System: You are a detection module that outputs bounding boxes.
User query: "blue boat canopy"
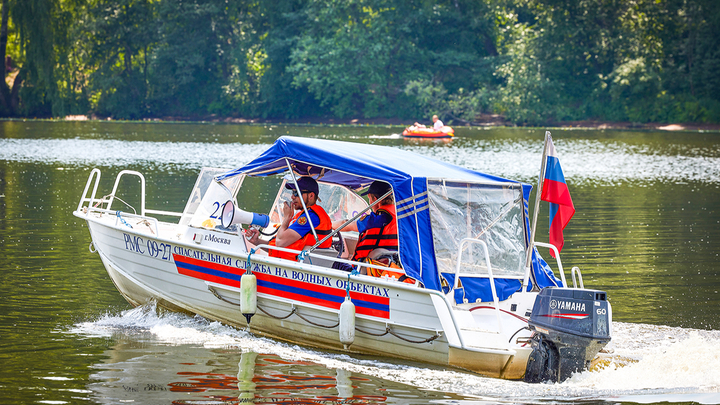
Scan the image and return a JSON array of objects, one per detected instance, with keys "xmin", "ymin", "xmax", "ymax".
[{"xmin": 218, "ymin": 136, "xmax": 560, "ymax": 295}]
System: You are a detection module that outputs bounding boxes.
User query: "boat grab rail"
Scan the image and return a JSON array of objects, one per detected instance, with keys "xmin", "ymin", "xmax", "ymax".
[
  {"xmin": 454, "ymin": 238, "xmax": 503, "ymax": 334},
  {"xmin": 77, "ymin": 169, "xmax": 184, "ymax": 219},
  {"xmin": 84, "ymin": 206, "xmax": 160, "ymax": 235},
  {"xmin": 533, "ymin": 241, "xmax": 573, "ymax": 288},
  {"xmin": 207, "ymin": 282, "xmax": 443, "ymax": 344},
  {"xmin": 145, "ymin": 209, "xmax": 183, "ymax": 217},
  {"xmin": 107, "ymin": 170, "xmax": 146, "ymax": 216},
  {"xmin": 77, "ymin": 168, "xmax": 102, "ymax": 213},
  {"xmin": 571, "ymin": 266, "xmax": 584, "ymax": 289},
  {"xmin": 238, "ymin": 244, "xmax": 473, "ymax": 352}
]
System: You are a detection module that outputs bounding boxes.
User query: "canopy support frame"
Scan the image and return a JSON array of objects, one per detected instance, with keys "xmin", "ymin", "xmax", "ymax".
[
  {"xmin": 307, "ymin": 189, "xmax": 393, "ymax": 253},
  {"xmin": 285, "ymin": 158, "xmax": 319, "ymax": 243}
]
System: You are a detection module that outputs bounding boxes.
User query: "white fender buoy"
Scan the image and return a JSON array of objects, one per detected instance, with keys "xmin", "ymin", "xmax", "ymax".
[
  {"xmin": 240, "ymin": 272, "xmax": 257, "ymax": 323},
  {"xmin": 339, "ymin": 296, "xmax": 355, "ymax": 348}
]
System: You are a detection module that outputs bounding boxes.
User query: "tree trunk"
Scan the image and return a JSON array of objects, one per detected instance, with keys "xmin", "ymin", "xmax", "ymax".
[
  {"xmin": 10, "ymin": 67, "xmax": 23, "ymax": 112},
  {"xmin": 0, "ymin": 0, "xmax": 12, "ymax": 113}
]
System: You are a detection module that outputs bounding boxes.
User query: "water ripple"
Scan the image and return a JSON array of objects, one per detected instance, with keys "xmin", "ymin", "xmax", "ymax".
[
  {"xmin": 0, "ymin": 138, "xmax": 269, "ymax": 171},
  {"xmin": 1, "ymin": 137, "xmax": 719, "ymax": 185},
  {"xmin": 403, "ymin": 138, "xmax": 720, "ymax": 185}
]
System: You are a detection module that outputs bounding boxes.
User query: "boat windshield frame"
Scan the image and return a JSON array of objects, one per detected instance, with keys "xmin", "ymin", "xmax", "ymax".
[{"xmin": 183, "ymin": 168, "xmax": 245, "ymax": 228}]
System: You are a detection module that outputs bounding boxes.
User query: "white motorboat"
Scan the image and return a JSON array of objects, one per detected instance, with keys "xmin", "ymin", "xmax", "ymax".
[{"xmin": 74, "ymin": 135, "xmax": 611, "ymax": 382}]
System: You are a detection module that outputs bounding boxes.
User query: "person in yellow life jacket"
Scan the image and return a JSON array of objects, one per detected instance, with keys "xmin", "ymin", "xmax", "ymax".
[
  {"xmin": 246, "ymin": 176, "xmax": 332, "ymax": 261},
  {"xmin": 332, "ymin": 181, "xmax": 414, "ymax": 283}
]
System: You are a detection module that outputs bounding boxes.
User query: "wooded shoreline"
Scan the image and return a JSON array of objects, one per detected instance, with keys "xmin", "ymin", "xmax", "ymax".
[
  {"xmin": 2, "ymin": 0, "xmax": 719, "ymax": 127},
  {"xmin": 18, "ymin": 115, "xmax": 720, "ymax": 133}
]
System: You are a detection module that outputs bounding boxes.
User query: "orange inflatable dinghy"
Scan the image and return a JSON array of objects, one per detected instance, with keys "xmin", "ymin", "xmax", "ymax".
[{"xmin": 402, "ymin": 125, "xmax": 454, "ymax": 138}]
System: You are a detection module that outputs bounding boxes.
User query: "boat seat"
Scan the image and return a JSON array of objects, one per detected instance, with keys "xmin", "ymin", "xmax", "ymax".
[
  {"xmin": 368, "ymin": 248, "xmax": 399, "ymax": 261},
  {"xmin": 358, "ymin": 248, "xmax": 410, "ymax": 281},
  {"xmin": 339, "ymin": 231, "xmax": 358, "ymax": 259}
]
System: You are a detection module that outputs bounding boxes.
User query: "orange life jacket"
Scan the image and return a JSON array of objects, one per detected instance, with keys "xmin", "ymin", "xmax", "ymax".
[
  {"xmin": 269, "ymin": 205, "xmax": 333, "ymax": 261},
  {"xmin": 352, "ymin": 203, "xmax": 399, "ymax": 261}
]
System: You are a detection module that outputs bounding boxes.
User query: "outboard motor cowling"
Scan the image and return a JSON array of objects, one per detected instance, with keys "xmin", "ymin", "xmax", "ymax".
[{"xmin": 525, "ymin": 287, "xmax": 611, "ymax": 383}]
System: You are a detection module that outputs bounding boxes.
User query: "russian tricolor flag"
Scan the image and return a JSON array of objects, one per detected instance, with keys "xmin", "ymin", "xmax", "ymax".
[{"xmin": 540, "ymin": 138, "xmax": 575, "ymax": 257}]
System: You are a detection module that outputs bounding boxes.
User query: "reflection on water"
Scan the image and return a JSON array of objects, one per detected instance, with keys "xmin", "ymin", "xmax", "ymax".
[
  {"xmin": 71, "ymin": 303, "xmax": 720, "ymax": 404},
  {"xmin": 1, "ymin": 120, "xmax": 720, "ymax": 404},
  {"xmin": 90, "ymin": 346, "xmax": 398, "ymax": 405},
  {"xmin": 74, "ymin": 305, "xmax": 472, "ymax": 405}
]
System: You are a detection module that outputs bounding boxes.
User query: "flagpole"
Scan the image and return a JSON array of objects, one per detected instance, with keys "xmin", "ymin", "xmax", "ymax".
[{"xmin": 524, "ymin": 131, "xmax": 551, "ymax": 283}]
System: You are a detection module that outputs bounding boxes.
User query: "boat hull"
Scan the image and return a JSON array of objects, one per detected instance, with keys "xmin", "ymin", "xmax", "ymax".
[
  {"xmin": 402, "ymin": 126, "xmax": 454, "ymax": 138},
  {"xmin": 449, "ymin": 346, "xmax": 527, "ymax": 379},
  {"xmin": 80, "ymin": 213, "xmax": 532, "ymax": 378}
]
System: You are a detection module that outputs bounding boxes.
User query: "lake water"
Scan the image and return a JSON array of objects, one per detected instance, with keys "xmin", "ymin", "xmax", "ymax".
[{"xmin": 1, "ymin": 120, "xmax": 719, "ymax": 404}]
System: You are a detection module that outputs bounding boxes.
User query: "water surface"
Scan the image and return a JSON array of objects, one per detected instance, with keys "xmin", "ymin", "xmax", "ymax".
[{"xmin": 1, "ymin": 120, "xmax": 719, "ymax": 404}]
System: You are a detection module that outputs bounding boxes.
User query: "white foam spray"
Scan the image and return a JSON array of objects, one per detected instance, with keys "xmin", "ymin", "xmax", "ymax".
[{"xmin": 70, "ymin": 304, "xmax": 720, "ymax": 403}]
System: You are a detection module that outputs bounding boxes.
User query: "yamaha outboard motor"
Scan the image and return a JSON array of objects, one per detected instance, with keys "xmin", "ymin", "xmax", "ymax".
[{"xmin": 524, "ymin": 287, "xmax": 611, "ymax": 383}]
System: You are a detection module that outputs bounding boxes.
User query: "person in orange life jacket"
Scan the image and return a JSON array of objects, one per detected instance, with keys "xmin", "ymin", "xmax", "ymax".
[
  {"xmin": 331, "ymin": 181, "xmax": 412, "ymax": 283},
  {"xmin": 246, "ymin": 176, "xmax": 332, "ymax": 261}
]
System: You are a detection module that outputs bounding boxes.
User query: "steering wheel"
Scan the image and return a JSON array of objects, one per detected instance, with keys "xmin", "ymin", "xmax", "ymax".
[{"xmin": 332, "ymin": 231, "xmax": 345, "ymax": 258}]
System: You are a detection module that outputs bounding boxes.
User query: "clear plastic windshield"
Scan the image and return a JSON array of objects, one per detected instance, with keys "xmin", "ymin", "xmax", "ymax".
[
  {"xmin": 188, "ymin": 169, "xmax": 245, "ymax": 229},
  {"xmin": 182, "ymin": 168, "xmax": 244, "ymax": 227},
  {"xmin": 428, "ymin": 180, "xmax": 527, "ymax": 278}
]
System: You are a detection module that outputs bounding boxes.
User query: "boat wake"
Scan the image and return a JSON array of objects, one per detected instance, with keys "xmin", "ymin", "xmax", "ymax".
[
  {"xmin": 70, "ymin": 303, "xmax": 720, "ymax": 404},
  {"xmin": 369, "ymin": 134, "xmax": 403, "ymax": 139}
]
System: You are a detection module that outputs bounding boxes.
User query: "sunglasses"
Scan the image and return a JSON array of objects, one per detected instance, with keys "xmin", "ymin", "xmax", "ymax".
[{"xmin": 291, "ymin": 190, "xmax": 308, "ymax": 197}]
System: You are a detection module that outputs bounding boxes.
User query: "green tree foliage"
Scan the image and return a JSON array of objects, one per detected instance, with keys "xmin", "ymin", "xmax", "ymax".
[
  {"xmin": 495, "ymin": 0, "xmax": 720, "ymax": 124},
  {"xmin": 0, "ymin": 0, "xmax": 20, "ymax": 115},
  {"xmin": 84, "ymin": 0, "xmax": 155, "ymax": 119},
  {"xmin": 249, "ymin": 0, "xmax": 321, "ymax": 119},
  {"xmin": 1, "ymin": 0, "xmax": 60, "ymax": 116},
  {"xmin": 287, "ymin": 0, "xmax": 409, "ymax": 118},
  {"xmin": 148, "ymin": 0, "xmax": 241, "ymax": 117},
  {"xmin": 286, "ymin": 0, "xmax": 499, "ymax": 119},
  {"xmin": 654, "ymin": 0, "xmax": 720, "ymax": 122},
  {"xmin": 1, "ymin": 0, "xmax": 719, "ymax": 124}
]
